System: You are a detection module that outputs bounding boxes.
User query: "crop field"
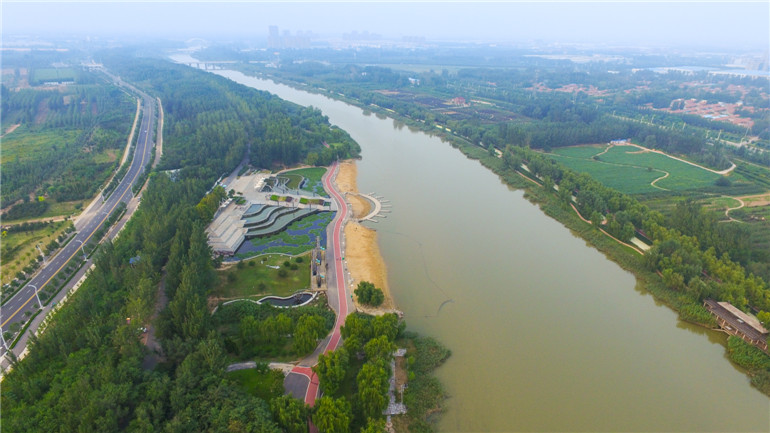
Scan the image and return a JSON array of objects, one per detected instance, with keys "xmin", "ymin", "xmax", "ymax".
[
  {"xmin": 548, "ymin": 152, "xmax": 662, "ymax": 195},
  {"xmin": 549, "ymin": 145, "xmax": 721, "ymax": 194}
]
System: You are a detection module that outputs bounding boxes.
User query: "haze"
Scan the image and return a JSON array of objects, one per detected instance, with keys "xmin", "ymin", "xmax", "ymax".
[{"xmin": 3, "ymin": 1, "xmax": 769, "ymax": 51}]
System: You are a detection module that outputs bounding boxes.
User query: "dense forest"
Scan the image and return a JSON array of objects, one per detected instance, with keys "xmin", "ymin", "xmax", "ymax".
[
  {"xmin": 102, "ymin": 55, "xmax": 360, "ymax": 179},
  {"xmin": 0, "ymin": 56, "xmax": 373, "ymax": 432},
  {"xmin": 1, "ymin": 81, "xmax": 136, "ymax": 212},
  {"xmin": 241, "ymin": 57, "xmax": 769, "ymax": 167}
]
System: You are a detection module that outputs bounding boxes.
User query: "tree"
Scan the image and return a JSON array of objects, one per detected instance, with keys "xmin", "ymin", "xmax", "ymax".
[
  {"xmin": 363, "ymin": 335, "xmax": 396, "ymax": 362},
  {"xmin": 270, "ymin": 395, "xmax": 309, "ymax": 433},
  {"xmin": 294, "ymin": 314, "xmax": 325, "ymax": 355},
  {"xmin": 314, "ymin": 348, "xmax": 349, "ymax": 395},
  {"xmin": 360, "ymin": 418, "xmax": 386, "ymax": 433},
  {"xmin": 354, "ymin": 281, "xmax": 384, "ymax": 306},
  {"xmin": 356, "ymin": 360, "xmax": 389, "ymax": 420},
  {"xmin": 312, "ymin": 396, "xmax": 351, "ymax": 433}
]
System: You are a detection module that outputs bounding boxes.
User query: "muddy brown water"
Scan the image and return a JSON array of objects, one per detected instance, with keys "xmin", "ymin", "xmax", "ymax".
[{"xmin": 204, "ymin": 66, "xmax": 769, "ymax": 432}]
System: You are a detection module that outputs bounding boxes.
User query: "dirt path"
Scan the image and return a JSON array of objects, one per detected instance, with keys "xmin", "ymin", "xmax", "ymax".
[
  {"xmin": 724, "ymin": 196, "xmax": 746, "ymax": 222},
  {"xmin": 1, "ymin": 123, "xmax": 21, "ymax": 138},
  {"xmin": 650, "ymin": 170, "xmax": 670, "ymax": 191},
  {"xmin": 623, "ymin": 142, "xmax": 736, "ymax": 175}
]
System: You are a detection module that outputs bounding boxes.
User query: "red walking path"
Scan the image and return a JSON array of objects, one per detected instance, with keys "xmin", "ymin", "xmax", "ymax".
[{"xmin": 287, "ymin": 161, "xmax": 351, "ymax": 407}]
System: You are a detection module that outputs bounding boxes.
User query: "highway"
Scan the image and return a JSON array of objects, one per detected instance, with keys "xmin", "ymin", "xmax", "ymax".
[
  {"xmin": 1, "ymin": 76, "xmax": 156, "ymax": 359},
  {"xmin": 285, "ymin": 161, "xmax": 353, "ymax": 407}
]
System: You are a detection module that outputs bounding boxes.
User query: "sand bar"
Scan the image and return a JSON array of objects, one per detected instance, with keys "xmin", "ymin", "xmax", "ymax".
[{"xmin": 335, "ymin": 160, "xmax": 394, "ymax": 312}]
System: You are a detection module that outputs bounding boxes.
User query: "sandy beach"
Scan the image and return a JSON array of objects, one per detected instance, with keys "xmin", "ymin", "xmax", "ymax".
[{"xmin": 335, "ymin": 160, "xmax": 395, "ymax": 313}]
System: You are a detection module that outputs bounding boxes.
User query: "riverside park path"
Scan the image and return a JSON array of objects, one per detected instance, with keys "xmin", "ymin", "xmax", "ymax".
[{"xmin": 283, "ymin": 161, "xmax": 354, "ymax": 406}]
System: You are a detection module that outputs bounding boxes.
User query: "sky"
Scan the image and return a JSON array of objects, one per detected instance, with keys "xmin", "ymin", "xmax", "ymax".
[{"xmin": 2, "ymin": 1, "xmax": 769, "ymax": 51}]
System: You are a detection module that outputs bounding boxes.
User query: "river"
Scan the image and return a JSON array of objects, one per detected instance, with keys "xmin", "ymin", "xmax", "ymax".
[{"xmin": 190, "ymin": 63, "xmax": 768, "ymax": 431}]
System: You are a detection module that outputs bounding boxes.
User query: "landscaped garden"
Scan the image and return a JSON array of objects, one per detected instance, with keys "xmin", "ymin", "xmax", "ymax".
[{"xmin": 235, "ymin": 211, "xmax": 334, "ymax": 258}]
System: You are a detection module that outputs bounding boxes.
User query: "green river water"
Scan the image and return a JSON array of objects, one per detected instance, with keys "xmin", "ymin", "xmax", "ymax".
[{"xmin": 209, "ymin": 68, "xmax": 769, "ymax": 432}]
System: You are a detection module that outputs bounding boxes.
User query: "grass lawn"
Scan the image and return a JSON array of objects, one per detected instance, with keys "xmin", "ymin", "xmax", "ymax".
[
  {"xmin": 1, "ymin": 125, "xmax": 82, "ymax": 164},
  {"xmin": 280, "ymin": 167, "xmax": 329, "ymax": 197},
  {"xmin": 551, "ymin": 144, "xmax": 607, "ymax": 159},
  {"xmin": 549, "ymin": 153, "xmax": 662, "ymax": 194},
  {"xmin": 548, "ymin": 144, "xmax": 721, "ymax": 194},
  {"xmin": 226, "ymin": 368, "xmax": 285, "ymax": 402},
  {"xmin": 213, "ymin": 253, "xmax": 311, "ymax": 299},
  {"xmin": 278, "ymin": 173, "xmax": 303, "ymax": 190},
  {"xmin": 1, "ymin": 220, "xmax": 74, "ymax": 285},
  {"xmin": 32, "ymin": 68, "xmax": 77, "ymax": 83},
  {"xmin": 283, "ymin": 167, "xmax": 327, "ymax": 183}
]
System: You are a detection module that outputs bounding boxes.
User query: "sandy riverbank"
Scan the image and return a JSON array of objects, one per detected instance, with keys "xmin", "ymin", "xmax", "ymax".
[{"xmin": 335, "ymin": 160, "xmax": 394, "ymax": 313}]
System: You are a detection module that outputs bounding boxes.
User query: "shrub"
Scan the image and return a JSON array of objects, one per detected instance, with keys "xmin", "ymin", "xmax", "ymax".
[
  {"xmin": 355, "ymin": 281, "xmax": 385, "ymax": 306},
  {"xmin": 278, "ymin": 269, "xmax": 288, "ymax": 278}
]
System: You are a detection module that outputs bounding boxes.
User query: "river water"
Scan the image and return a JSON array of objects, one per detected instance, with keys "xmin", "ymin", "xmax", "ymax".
[{"xmin": 201, "ymin": 66, "xmax": 768, "ymax": 431}]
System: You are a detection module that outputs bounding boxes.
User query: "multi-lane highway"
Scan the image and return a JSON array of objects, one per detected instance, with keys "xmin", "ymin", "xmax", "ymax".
[{"xmin": 1, "ymin": 77, "xmax": 156, "ymax": 360}]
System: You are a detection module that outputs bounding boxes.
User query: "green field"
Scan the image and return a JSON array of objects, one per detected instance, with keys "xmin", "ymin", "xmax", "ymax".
[
  {"xmin": 280, "ymin": 166, "xmax": 328, "ymax": 196},
  {"xmin": 226, "ymin": 368, "xmax": 285, "ymax": 402},
  {"xmin": 1, "ymin": 126, "xmax": 82, "ymax": 164},
  {"xmin": 1, "ymin": 220, "xmax": 73, "ymax": 286},
  {"xmin": 549, "ymin": 145, "xmax": 721, "ymax": 194},
  {"xmin": 32, "ymin": 68, "xmax": 77, "ymax": 83},
  {"xmin": 213, "ymin": 253, "xmax": 310, "ymax": 300}
]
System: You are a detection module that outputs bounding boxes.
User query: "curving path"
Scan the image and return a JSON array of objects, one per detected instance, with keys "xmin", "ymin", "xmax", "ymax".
[{"xmin": 285, "ymin": 161, "xmax": 353, "ymax": 407}]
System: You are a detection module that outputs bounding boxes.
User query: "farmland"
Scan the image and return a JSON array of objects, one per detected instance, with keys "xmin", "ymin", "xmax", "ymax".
[{"xmin": 548, "ymin": 144, "xmax": 721, "ymax": 194}]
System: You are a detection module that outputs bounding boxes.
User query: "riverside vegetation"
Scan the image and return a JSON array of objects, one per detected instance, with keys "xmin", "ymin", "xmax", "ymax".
[
  {"xmin": 228, "ymin": 49, "xmax": 770, "ymax": 396},
  {"xmin": 1, "ymin": 52, "xmax": 449, "ymax": 432}
]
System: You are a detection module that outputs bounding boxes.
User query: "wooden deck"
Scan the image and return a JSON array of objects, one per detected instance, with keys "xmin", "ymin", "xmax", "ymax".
[{"xmin": 704, "ymin": 300, "xmax": 768, "ymax": 352}]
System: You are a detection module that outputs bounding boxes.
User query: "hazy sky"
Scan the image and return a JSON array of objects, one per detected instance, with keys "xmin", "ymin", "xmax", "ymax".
[{"xmin": 3, "ymin": 1, "xmax": 769, "ymax": 50}]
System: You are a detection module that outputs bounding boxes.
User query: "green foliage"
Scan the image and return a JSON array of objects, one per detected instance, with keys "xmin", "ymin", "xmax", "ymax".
[
  {"xmin": 314, "ymin": 347, "xmax": 350, "ymax": 395},
  {"xmin": 356, "ymin": 359, "xmax": 390, "ymax": 420},
  {"xmin": 294, "ymin": 314, "xmax": 326, "ymax": 355},
  {"xmin": 312, "ymin": 396, "xmax": 352, "ymax": 433},
  {"xmin": 726, "ymin": 336, "xmax": 770, "ymax": 370},
  {"xmin": 360, "ymin": 418, "xmax": 386, "ymax": 433},
  {"xmin": 270, "ymin": 395, "xmax": 309, "ymax": 433},
  {"xmin": 363, "ymin": 335, "xmax": 396, "ymax": 362},
  {"xmin": 195, "ymin": 185, "xmax": 227, "ymax": 222},
  {"xmin": 354, "ymin": 281, "xmax": 384, "ymax": 306}
]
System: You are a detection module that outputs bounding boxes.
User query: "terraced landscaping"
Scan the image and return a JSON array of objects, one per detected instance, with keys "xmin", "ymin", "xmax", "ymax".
[
  {"xmin": 235, "ymin": 211, "xmax": 334, "ymax": 258},
  {"xmin": 246, "ymin": 208, "xmax": 319, "ymax": 238}
]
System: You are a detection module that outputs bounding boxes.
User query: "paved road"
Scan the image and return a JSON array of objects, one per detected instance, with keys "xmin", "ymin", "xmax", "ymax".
[
  {"xmin": 284, "ymin": 161, "xmax": 353, "ymax": 406},
  {"xmin": 1, "ymin": 77, "xmax": 156, "ymax": 359}
]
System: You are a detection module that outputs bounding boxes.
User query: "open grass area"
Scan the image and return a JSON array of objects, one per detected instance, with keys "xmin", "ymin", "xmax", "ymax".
[
  {"xmin": 1, "ymin": 220, "xmax": 74, "ymax": 286},
  {"xmin": 226, "ymin": 368, "xmax": 285, "ymax": 402},
  {"xmin": 213, "ymin": 253, "xmax": 311, "ymax": 300},
  {"xmin": 549, "ymin": 153, "xmax": 662, "ymax": 194},
  {"xmin": 32, "ymin": 68, "xmax": 77, "ymax": 83},
  {"xmin": 549, "ymin": 144, "xmax": 721, "ymax": 194},
  {"xmin": 0, "ymin": 125, "xmax": 82, "ymax": 164},
  {"xmin": 282, "ymin": 166, "xmax": 329, "ymax": 197},
  {"xmin": 277, "ymin": 173, "xmax": 303, "ymax": 190}
]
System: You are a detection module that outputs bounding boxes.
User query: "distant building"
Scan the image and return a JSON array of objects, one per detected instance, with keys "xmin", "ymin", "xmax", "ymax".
[{"xmin": 704, "ymin": 300, "xmax": 769, "ymax": 352}]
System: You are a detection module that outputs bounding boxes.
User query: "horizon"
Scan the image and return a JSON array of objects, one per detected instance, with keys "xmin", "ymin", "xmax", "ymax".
[{"xmin": 2, "ymin": 1, "xmax": 769, "ymax": 52}]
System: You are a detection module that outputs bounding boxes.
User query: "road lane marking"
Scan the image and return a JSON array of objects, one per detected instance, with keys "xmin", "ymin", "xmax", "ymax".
[{"xmin": 2, "ymin": 105, "xmax": 155, "ymax": 329}]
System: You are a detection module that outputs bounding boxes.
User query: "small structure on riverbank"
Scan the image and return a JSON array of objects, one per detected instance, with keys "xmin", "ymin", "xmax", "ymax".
[{"xmin": 704, "ymin": 299, "xmax": 769, "ymax": 352}]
